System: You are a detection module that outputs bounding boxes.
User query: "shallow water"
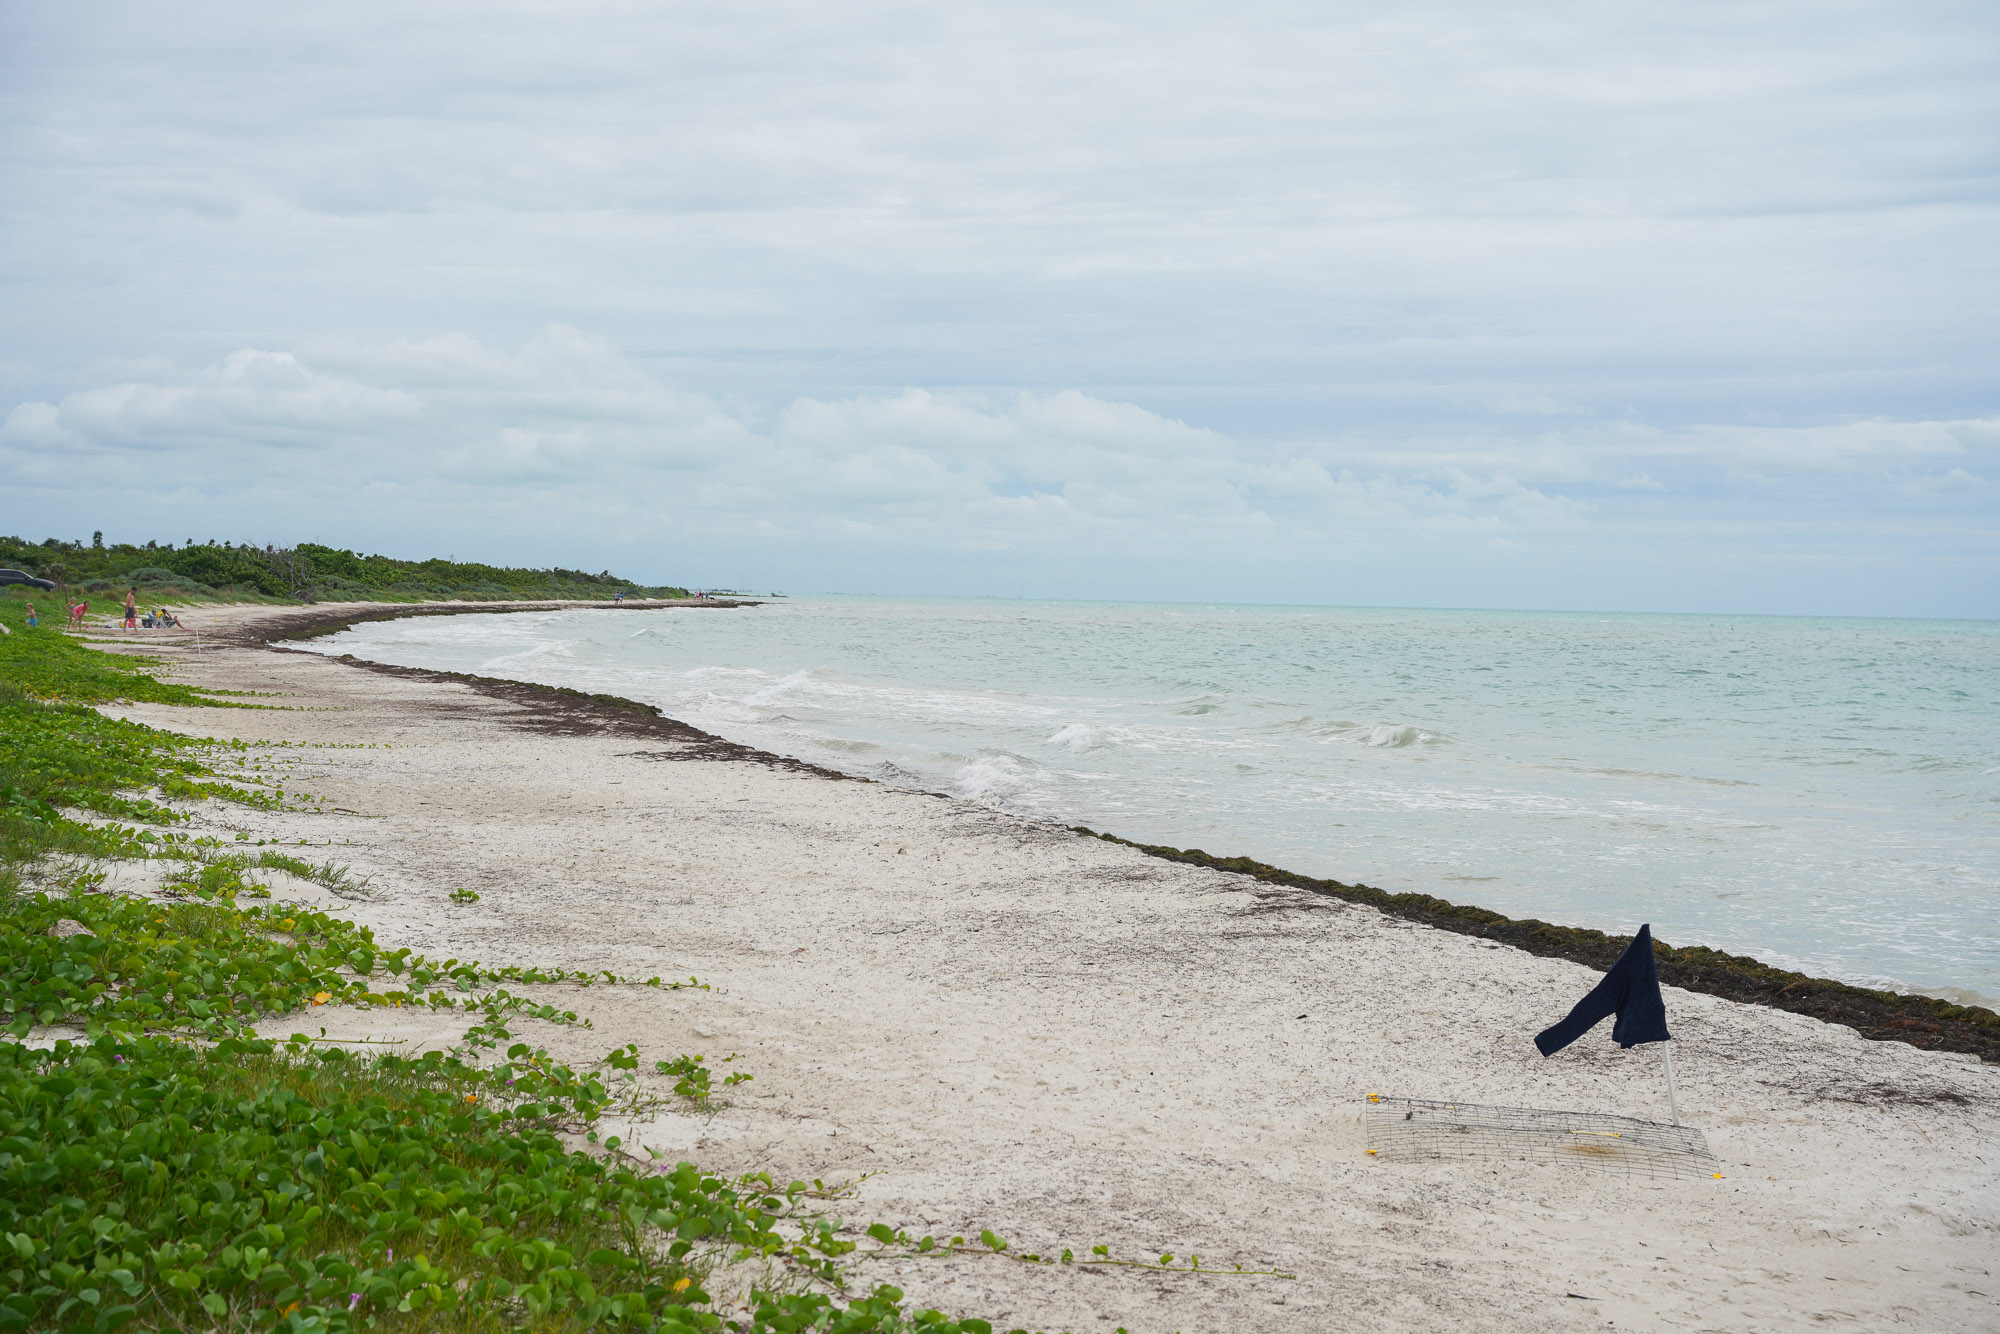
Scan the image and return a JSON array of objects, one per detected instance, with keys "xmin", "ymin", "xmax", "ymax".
[{"xmin": 310, "ymin": 597, "xmax": 2000, "ymax": 1005}]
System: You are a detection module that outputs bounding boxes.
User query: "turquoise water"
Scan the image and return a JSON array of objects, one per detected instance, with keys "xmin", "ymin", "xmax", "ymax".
[{"xmin": 312, "ymin": 598, "xmax": 2000, "ymax": 1004}]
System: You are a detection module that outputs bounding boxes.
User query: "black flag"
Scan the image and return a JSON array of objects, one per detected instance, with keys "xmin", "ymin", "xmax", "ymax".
[{"xmin": 1534, "ymin": 923, "xmax": 1671, "ymax": 1056}]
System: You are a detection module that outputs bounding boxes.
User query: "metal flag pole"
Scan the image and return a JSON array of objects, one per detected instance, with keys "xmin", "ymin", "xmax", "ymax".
[{"xmin": 1662, "ymin": 1040, "xmax": 1681, "ymax": 1125}]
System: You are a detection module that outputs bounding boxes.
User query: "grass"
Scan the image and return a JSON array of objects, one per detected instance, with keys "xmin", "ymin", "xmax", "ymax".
[{"xmin": 160, "ymin": 849, "xmax": 376, "ymax": 902}]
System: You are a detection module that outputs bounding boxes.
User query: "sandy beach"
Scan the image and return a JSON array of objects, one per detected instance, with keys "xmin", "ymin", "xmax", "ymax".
[{"xmin": 89, "ymin": 602, "xmax": 2000, "ymax": 1333}]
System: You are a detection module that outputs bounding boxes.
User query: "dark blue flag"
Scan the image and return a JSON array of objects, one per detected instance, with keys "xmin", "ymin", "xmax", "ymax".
[{"xmin": 1534, "ymin": 923, "xmax": 1671, "ymax": 1056}]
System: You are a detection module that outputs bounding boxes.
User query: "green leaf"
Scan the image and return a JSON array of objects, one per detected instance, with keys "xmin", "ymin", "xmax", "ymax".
[{"xmin": 93, "ymin": 1306, "xmax": 139, "ymax": 1334}]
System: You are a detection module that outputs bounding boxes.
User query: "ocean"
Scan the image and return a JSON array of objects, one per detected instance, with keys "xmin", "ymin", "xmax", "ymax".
[{"xmin": 306, "ymin": 597, "xmax": 2000, "ymax": 1006}]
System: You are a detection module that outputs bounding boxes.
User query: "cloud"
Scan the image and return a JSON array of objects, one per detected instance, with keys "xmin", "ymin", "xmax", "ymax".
[
  {"xmin": 3, "ymin": 2, "xmax": 1994, "ymax": 417},
  {"xmin": 2, "ymin": 351, "xmax": 419, "ymax": 462},
  {"xmin": 1, "ymin": 3, "xmax": 1994, "ymax": 612},
  {"xmin": 5, "ymin": 328, "xmax": 1994, "ymax": 612}
]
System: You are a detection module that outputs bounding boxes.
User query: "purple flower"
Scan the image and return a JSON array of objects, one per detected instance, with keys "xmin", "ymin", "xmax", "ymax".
[{"xmin": 348, "ymin": 1293, "xmax": 361, "ymax": 1309}]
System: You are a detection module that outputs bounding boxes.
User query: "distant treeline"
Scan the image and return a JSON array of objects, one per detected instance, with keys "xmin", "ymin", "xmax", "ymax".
[{"xmin": 0, "ymin": 533, "xmax": 687, "ymax": 604}]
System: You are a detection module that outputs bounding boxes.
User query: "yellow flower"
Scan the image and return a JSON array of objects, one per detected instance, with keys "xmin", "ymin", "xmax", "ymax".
[
  {"xmin": 671, "ymin": 1278, "xmax": 691, "ymax": 1294},
  {"xmin": 311, "ymin": 991, "xmax": 331, "ymax": 1006},
  {"xmin": 464, "ymin": 1093, "xmax": 479, "ymax": 1103}
]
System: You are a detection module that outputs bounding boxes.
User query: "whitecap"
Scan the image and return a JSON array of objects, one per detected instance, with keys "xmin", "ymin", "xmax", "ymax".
[
  {"xmin": 1317, "ymin": 721, "xmax": 1448, "ymax": 748},
  {"xmin": 1047, "ymin": 723, "xmax": 1101, "ymax": 752},
  {"xmin": 478, "ymin": 638, "xmax": 577, "ymax": 671},
  {"xmin": 952, "ymin": 753, "xmax": 1041, "ymax": 803}
]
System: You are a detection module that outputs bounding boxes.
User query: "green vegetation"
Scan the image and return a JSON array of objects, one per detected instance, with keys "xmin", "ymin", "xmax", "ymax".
[
  {"xmin": 1, "ymin": 533, "xmax": 687, "ymax": 604},
  {"xmin": 651, "ymin": 1054, "xmax": 754, "ymax": 1108},
  {"xmin": 0, "ymin": 605, "xmax": 993, "ymax": 1332},
  {"xmin": 0, "ymin": 606, "xmax": 1280, "ymax": 1330},
  {"xmin": 0, "ymin": 600, "xmax": 242, "ymax": 878}
]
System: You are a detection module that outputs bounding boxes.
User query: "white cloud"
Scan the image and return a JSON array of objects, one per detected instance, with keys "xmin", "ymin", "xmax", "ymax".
[
  {"xmin": 1, "ymin": 351, "xmax": 419, "ymax": 462},
  {"xmin": 3, "ymin": 2, "xmax": 1993, "ymax": 412},
  {"xmin": 6, "ymin": 329, "xmax": 1994, "ymax": 613},
  {"xmin": 1, "ymin": 3, "xmax": 1995, "ymax": 611}
]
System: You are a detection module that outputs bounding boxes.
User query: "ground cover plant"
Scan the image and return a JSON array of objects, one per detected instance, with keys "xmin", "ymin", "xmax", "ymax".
[
  {"xmin": 2, "ymin": 602, "xmax": 1285, "ymax": 1331},
  {"xmin": 0, "ymin": 1033, "xmax": 912, "ymax": 1333},
  {"xmin": 0, "ymin": 599, "xmax": 249, "ymax": 879},
  {"xmin": 0, "ymin": 603, "xmax": 1001, "ymax": 1332}
]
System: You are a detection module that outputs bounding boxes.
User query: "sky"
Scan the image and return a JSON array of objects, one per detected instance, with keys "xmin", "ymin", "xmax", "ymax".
[{"xmin": 2, "ymin": 1, "xmax": 1996, "ymax": 615}]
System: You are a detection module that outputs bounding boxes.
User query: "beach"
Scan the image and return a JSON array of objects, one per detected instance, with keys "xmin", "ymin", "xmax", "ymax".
[{"xmin": 96, "ymin": 602, "xmax": 1999, "ymax": 1332}]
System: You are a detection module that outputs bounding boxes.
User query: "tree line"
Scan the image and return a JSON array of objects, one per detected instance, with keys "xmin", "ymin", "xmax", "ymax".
[{"xmin": 1, "ymin": 533, "xmax": 686, "ymax": 603}]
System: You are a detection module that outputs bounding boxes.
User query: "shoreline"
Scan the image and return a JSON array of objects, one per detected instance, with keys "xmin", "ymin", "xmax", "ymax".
[
  {"xmin": 252, "ymin": 597, "xmax": 1998, "ymax": 1063},
  {"xmin": 85, "ymin": 599, "xmax": 2000, "ymax": 1333}
]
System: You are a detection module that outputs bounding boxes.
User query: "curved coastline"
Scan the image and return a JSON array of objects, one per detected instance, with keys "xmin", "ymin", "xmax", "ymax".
[{"xmin": 252, "ymin": 598, "xmax": 2000, "ymax": 1063}]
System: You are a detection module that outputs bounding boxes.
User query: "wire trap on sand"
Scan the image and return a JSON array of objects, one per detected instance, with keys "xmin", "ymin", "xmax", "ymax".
[{"xmin": 1364, "ymin": 1094, "xmax": 1721, "ymax": 1180}]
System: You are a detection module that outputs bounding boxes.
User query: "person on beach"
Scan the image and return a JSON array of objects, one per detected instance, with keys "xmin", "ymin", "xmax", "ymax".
[
  {"xmin": 123, "ymin": 588, "xmax": 137, "ymax": 629},
  {"xmin": 68, "ymin": 601, "xmax": 87, "ymax": 627},
  {"xmin": 23, "ymin": 604, "xmax": 35, "ymax": 628}
]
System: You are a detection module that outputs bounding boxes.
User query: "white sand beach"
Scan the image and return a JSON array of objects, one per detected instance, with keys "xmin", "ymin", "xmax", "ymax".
[{"xmin": 94, "ymin": 603, "xmax": 2000, "ymax": 1333}]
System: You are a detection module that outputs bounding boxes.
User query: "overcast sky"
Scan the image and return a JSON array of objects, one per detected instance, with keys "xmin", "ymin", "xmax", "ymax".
[{"xmin": 3, "ymin": 1, "xmax": 1995, "ymax": 614}]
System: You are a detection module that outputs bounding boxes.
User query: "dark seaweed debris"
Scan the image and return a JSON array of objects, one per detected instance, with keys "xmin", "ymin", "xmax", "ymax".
[
  {"xmin": 250, "ymin": 599, "xmax": 857, "ymax": 781},
  {"xmin": 333, "ymin": 656, "xmax": 859, "ymax": 782},
  {"xmin": 1796, "ymin": 1081, "xmax": 1973, "ymax": 1108},
  {"xmin": 1074, "ymin": 828, "xmax": 2000, "ymax": 1064},
  {"xmin": 245, "ymin": 604, "xmax": 1999, "ymax": 1065}
]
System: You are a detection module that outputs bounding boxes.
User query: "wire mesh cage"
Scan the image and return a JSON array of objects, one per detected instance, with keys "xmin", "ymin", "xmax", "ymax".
[{"xmin": 1364, "ymin": 1094, "xmax": 1721, "ymax": 1180}]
